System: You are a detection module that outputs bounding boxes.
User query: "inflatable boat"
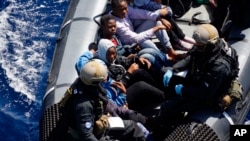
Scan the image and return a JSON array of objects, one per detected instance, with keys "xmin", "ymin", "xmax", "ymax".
[{"xmin": 40, "ymin": 0, "xmax": 250, "ymax": 140}]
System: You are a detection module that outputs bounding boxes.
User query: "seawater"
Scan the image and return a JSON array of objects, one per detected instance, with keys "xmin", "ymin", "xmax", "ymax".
[{"xmin": 0, "ymin": 0, "xmax": 69, "ymax": 140}]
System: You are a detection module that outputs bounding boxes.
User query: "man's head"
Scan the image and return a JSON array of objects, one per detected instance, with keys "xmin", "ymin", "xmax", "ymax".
[
  {"xmin": 100, "ymin": 15, "xmax": 117, "ymax": 37},
  {"xmin": 111, "ymin": 0, "xmax": 128, "ymax": 18},
  {"xmin": 98, "ymin": 39, "xmax": 117, "ymax": 64},
  {"xmin": 193, "ymin": 24, "xmax": 219, "ymax": 45},
  {"xmin": 88, "ymin": 42, "xmax": 97, "ymax": 51},
  {"xmin": 80, "ymin": 59, "xmax": 108, "ymax": 86}
]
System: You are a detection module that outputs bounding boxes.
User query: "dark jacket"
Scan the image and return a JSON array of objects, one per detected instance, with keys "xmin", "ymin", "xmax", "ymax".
[
  {"xmin": 170, "ymin": 39, "xmax": 233, "ymax": 106},
  {"xmin": 68, "ymin": 78, "xmax": 146, "ymax": 141},
  {"xmin": 107, "ymin": 55, "xmax": 141, "ymax": 86}
]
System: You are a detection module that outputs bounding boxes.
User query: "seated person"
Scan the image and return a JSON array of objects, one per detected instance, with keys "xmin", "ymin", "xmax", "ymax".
[
  {"xmin": 130, "ymin": 0, "xmax": 196, "ymax": 51},
  {"xmin": 98, "ymin": 14, "xmax": 172, "ymax": 70},
  {"xmin": 97, "ymin": 14, "xmax": 140, "ymax": 56},
  {"xmin": 67, "ymin": 59, "xmax": 150, "ymax": 141},
  {"xmin": 75, "ymin": 40, "xmax": 166, "ymax": 113},
  {"xmin": 152, "ymin": 24, "xmax": 240, "ymax": 139},
  {"xmin": 110, "ymin": 0, "xmax": 186, "ymax": 61},
  {"xmin": 97, "ymin": 38, "xmax": 167, "ymax": 87}
]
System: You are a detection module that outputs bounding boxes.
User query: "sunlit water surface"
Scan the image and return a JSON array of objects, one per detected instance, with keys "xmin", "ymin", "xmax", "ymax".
[{"xmin": 0, "ymin": 0, "xmax": 69, "ymax": 140}]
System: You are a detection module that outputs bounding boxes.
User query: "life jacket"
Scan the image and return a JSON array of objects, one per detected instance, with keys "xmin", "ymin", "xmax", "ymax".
[
  {"xmin": 190, "ymin": 39, "xmax": 239, "ymax": 83},
  {"xmin": 199, "ymin": 40, "xmax": 243, "ymax": 110},
  {"xmin": 212, "ymin": 40, "xmax": 241, "ymax": 106},
  {"xmin": 216, "ymin": 39, "xmax": 239, "ymax": 81},
  {"xmin": 59, "ymin": 78, "xmax": 109, "ymax": 129}
]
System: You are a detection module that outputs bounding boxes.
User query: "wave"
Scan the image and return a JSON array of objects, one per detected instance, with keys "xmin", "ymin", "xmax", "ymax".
[
  {"xmin": 0, "ymin": 0, "xmax": 69, "ymax": 140},
  {"xmin": 0, "ymin": 0, "xmax": 67, "ymax": 102}
]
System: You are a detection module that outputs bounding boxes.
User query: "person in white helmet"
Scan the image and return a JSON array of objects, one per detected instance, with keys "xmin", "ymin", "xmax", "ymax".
[
  {"xmin": 66, "ymin": 59, "xmax": 154, "ymax": 141},
  {"xmin": 150, "ymin": 24, "xmax": 239, "ymax": 140}
]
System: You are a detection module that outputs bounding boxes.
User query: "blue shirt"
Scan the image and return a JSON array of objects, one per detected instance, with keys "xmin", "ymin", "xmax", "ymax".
[{"xmin": 75, "ymin": 51, "xmax": 127, "ymax": 107}]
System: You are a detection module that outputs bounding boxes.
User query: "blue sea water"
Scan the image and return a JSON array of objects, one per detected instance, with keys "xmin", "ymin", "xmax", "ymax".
[{"xmin": 0, "ymin": 0, "xmax": 69, "ymax": 141}]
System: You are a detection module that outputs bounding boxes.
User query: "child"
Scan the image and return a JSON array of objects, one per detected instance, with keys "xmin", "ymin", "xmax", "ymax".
[
  {"xmin": 98, "ymin": 14, "xmax": 140, "ymax": 56},
  {"xmin": 110, "ymin": 0, "xmax": 186, "ymax": 61},
  {"xmin": 98, "ymin": 14, "xmax": 172, "ymax": 71}
]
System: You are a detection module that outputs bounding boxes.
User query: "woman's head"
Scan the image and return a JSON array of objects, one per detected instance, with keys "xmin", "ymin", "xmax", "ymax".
[
  {"xmin": 98, "ymin": 39, "xmax": 117, "ymax": 64},
  {"xmin": 111, "ymin": 0, "xmax": 128, "ymax": 18},
  {"xmin": 100, "ymin": 15, "xmax": 117, "ymax": 38}
]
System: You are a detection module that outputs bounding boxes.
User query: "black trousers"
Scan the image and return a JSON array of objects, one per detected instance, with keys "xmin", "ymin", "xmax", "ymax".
[
  {"xmin": 126, "ymin": 81, "xmax": 165, "ymax": 113},
  {"xmin": 128, "ymin": 69, "xmax": 160, "ymax": 88},
  {"xmin": 166, "ymin": 17, "xmax": 186, "ymax": 45},
  {"xmin": 211, "ymin": 0, "xmax": 230, "ymax": 35}
]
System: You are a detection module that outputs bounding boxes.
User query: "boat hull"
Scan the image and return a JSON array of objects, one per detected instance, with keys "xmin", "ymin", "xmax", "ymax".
[{"xmin": 40, "ymin": 1, "xmax": 250, "ymax": 140}]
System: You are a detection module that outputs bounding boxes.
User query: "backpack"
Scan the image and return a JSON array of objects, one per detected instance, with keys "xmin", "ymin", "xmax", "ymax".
[
  {"xmin": 208, "ymin": 40, "xmax": 239, "ymax": 84},
  {"xmin": 221, "ymin": 43, "xmax": 239, "ymax": 81},
  {"xmin": 163, "ymin": 0, "xmax": 193, "ymax": 19},
  {"xmin": 205, "ymin": 39, "xmax": 239, "ymax": 81},
  {"xmin": 210, "ymin": 40, "xmax": 242, "ymax": 108}
]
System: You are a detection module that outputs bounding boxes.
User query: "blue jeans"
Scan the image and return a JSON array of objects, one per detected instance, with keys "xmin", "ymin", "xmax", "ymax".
[
  {"xmin": 135, "ymin": 20, "xmax": 172, "ymax": 52},
  {"xmin": 138, "ymin": 48, "xmax": 172, "ymax": 70}
]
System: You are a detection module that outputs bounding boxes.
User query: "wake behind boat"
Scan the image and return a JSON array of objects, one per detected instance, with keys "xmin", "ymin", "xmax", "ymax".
[{"xmin": 40, "ymin": 0, "xmax": 250, "ymax": 141}]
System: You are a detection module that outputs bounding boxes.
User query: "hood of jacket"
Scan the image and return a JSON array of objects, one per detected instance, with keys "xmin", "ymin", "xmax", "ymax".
[{"xmin": 98, "ymin": 39, "xmax": 115, "ymax": 64}]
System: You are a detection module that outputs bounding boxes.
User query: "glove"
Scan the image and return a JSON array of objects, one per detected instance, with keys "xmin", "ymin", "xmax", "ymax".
[
  {"xmin": 220, "ymin": 95, "xmax": 232, "ymax": 110},
  {"xmin": 163, "ymin": 70, "xmax": 173, "ymax": 87},
  {"xmin": 94, "ymin": 115, "xmax": 109, "ymax": 135},
  {"xmin": 175, "ymin": 84, "xmax": 183, "ymax": 95}
]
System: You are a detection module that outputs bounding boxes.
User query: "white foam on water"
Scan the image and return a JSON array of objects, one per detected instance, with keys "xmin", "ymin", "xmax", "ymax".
[
  {"xmin": 0, "ymin": 1, "xmax": 50, "ymax": 102},
  {"xmin": 0, "ymin": 1, "xmax": 68, "ymax": 140}
]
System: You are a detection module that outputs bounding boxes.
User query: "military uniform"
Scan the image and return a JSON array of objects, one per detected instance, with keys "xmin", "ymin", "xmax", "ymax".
[{"xmin": 67, "ymin": 78, "xmax": 146, "ymax": 141}]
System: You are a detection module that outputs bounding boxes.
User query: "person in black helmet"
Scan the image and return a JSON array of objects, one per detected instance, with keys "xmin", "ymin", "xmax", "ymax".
[{"xmin": 66, "ymin": 59, "xmax": 151, "ymax": 141}]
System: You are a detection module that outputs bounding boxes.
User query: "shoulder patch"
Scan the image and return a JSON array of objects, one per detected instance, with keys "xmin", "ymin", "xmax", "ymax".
[{"xmin": 85, "ymin": 122, "xmax": 92, "ymax": 129}]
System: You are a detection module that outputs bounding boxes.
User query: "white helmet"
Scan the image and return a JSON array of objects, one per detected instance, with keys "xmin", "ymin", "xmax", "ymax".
[
  {"xmin": 80, "ymin": 59, "xmax": 108, "ymax": 86},
  {"xmin": 192, "ymin": 24, "xmax": 219, "ymax": 44}
]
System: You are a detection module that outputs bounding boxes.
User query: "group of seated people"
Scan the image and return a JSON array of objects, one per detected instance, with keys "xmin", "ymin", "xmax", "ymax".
[{"xmin": 65, "ymin": 0, "xmax": 243, "ymax": 141}]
